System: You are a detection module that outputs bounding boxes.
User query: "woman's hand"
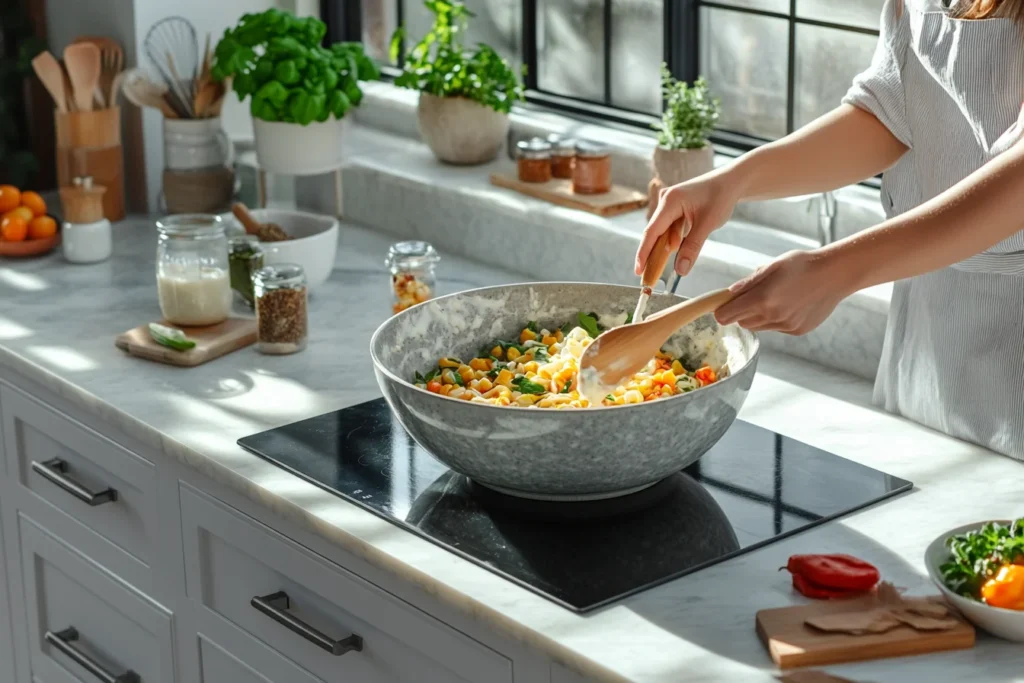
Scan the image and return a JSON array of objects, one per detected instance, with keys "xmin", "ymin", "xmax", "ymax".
[
  {"xmin": 714, "ymin": 249, "xmax": 853, "ymax": 335},
  {"xmin": 635, "ymin": 172, "xmax": 739, "ymax": 277}
]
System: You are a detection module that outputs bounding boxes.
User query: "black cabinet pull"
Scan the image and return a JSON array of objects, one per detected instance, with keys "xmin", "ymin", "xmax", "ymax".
[
  {"xmin": 45, "ymin": 627, "xmax": 139, "ymax": 683},
  {"xmin": 31, "ymin": 458, "xmax": 117, "ymax": 506},
  {"xmin": 251, "ymin": 591, "xmax": 363, "ymax": 656}
]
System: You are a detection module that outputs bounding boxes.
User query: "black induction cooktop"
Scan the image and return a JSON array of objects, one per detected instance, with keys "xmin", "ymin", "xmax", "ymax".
[{"xmin": 238, "ymin": 399, "xmax": 911, "ymax": 613}]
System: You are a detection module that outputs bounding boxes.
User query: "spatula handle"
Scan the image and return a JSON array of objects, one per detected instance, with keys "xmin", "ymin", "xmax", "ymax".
[
  {"xmin": 644, "ymin": 288, "xmax": 734, "ymax": 325},
  {"xmin": 642, "ymin": 226, "xmax": 677, "ymax": 289},
  {"xmin": 232, "ymin": 202, "xmax": 263, "ymax": 236}
]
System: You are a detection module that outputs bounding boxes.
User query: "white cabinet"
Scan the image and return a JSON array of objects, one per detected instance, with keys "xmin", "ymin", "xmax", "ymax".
[
  {"xmin": 18, "ymin": 514, "xmax": 175, "ymax": 683},
  {"xmin": 0, "ymin": 496, "xmax": 16, "ymax": 683},
  {"xmin": 180, "ymin": 484, "xmax": 514, "ymax": 683},
  {"xmin": 1, "ymin": 385, "xmax": 158, "ymax": 593}
]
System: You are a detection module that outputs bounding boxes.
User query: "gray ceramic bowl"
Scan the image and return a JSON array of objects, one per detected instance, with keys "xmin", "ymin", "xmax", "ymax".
[{"xmin": 370, "ymin": 283, "xmax": 759, "ymax": 500}]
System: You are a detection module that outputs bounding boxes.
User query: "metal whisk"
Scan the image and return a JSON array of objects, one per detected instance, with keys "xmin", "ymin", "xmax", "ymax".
[{"xmin": 144, "ymin": 16, "xmax": 198, "ymax": 118}]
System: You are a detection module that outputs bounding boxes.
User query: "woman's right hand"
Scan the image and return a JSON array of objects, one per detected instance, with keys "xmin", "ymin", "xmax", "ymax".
[{"xmin": 636, "ymin": 172, "xmax": 740, "ymax": 277}]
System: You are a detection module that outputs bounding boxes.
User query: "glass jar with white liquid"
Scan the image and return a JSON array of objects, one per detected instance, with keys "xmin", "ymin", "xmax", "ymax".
[{"xmin": 155, "ymin": 214, "xmax": 232, "ymax": 327}]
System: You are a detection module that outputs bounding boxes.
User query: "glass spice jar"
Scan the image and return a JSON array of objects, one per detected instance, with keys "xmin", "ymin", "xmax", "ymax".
[
  {"xmin": 386, "ymin": 241, "xmax": 439, "ymax": 315},
  {"xmin": 547, "ymin": 134, "xmax": 576, "ymax": 179},
  {"xmin": 228, "ymin": 235, "xmax": 264, "ymax": 308},
  {"xmin": 253, "ymin": 264, "xmax": 308, "ymax": 355},
  {"xmin": 572, "ymin": 140, "xmax": 612, "ymax": 195},
  {"xmin": 155, "ymin": 214, "xmax": 232, "ymax": 327},
  {"xmin": 516, "ymin": 138, "xmax": 552, "ymax": 183}
]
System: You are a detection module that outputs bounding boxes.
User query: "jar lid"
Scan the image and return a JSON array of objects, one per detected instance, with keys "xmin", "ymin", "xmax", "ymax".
[
  {"xmin": 229, "ymin": 234, "xmax": 262, "ymax": 255},
  {"xmin": 156, "ymin": 213, "xmax": 224, "ymax": 239},
  {"xmin": 254, "ymin": 263, "xmax": 306, "ymax": 287},
  {"xmin": 547, "ymin": 134, "xmax": 576, "ymax": 155},
  {"xmin": 516, "ymin": 138, "xmax": 552, "ymax": 160},
  {"xmin": 386, "ymin": 241, "xmax": 440, "ymax": 271},
  {"xmin": 575, "ymin": 140, "xmax": 610, "ymax": 158}
]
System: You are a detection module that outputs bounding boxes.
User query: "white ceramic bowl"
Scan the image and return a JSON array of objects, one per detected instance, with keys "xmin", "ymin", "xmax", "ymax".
[
  {"xmin": 223, "ymin": 208, "xmax": 339, "ymax": 291},
  {"xmin": 925, "ymin": 520, "xmax": 1024, "ymax": 642}
]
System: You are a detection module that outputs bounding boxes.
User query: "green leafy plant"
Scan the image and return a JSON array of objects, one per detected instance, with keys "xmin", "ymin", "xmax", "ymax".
[
  {"xmin": 0, "ymin": 3, "xmax": 46, "ymax": 187},
  {"xmin": 653, "ymin": 64, "xmax": 719, "ymax": 151},
  {"xmin": 212, "ymin": 9, "xmax": 380, "ymax": 125},
  {"xmin": 940, "ymin": 519, "xmax": 1024, "ymax": 600},
  {"xmin": 389, "ymin": 1, "xmax": 524, "ymax": 115}
]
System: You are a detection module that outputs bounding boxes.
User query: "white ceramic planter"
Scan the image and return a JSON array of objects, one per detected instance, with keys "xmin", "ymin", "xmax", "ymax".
[
  {"xmin": 417, "ymin": 93, "xmax": 509, "ymax": 165},
  {"xmin": 652, "ymin": 144, "xmax": 715, "ymax": 187},
  {"xmin": 163, "ymin": 117, "xmax": 234, "ymax": 171},
  {"xmin": 253, "ymin": 117, "xmax": 345, "ymax": 176}
]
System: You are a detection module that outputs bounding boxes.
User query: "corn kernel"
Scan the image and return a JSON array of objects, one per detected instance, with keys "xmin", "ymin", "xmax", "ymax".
[
  {"xmin": 491, "ymin": 346, "xmax": 504, "ymax": 360},
  {"xmin": 671, "ymin": 360, "xmax": 685, "ymax": 375},
  {"xmin": 523, "ymin": 361, "xmax": 539, "ymax": 374},
  {"xmin": 439, "ymin": 358, "xmax": 461, "ymax": 369},
  {"xmin": 506, "ymin": 347, "xmax": 521, "ymax": 361},
  {"xmin": 541, "ymin": 335, "xmax": 556, "ymax": 346},
  {"xmin": 496, "ymin": 369, "xmax": 514, "ymax": 386},
  {"xmin": 477, "ymin": 377, "xmax": 493, "ymax": 392},
  {"xmin": 555, "ymin": 329, "xmax": 564, "ymax": 342},
  {"xmin": 469, "ymin": 358, "xmax": 491, "ymax": 371},
  {"xmin": 457, "ymin": 366, "xmax": 474, "ymax": 384},
  {"xmin": 520, "ymin": 329, "xmax": 537, "ymax": 343}
]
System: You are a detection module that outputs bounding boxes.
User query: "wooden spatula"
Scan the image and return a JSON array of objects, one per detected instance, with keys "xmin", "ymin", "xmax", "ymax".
[
  {"xmin": 231, "ymin": 203, "xmax": 291, "ymax": 242},
  {"xmin": 64, "ymin": 43, "xmax": 102, "ymax": 112},
  {"xmin": 632, "ymin": 225, "xmax": 678, "ymax": 323},
  {"xmin": 31, "ymin": 51, "xmax": 68, "ymax": 112},
  {"xmin": 579, "ymin": 288, "xmax": 735, "ymax": 394}
]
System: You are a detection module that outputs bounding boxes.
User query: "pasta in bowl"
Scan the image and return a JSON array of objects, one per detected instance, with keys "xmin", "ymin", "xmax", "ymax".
[
  {"xmin": 371, "ymin": 282, "xmax": 759, "ymax": 500},
  {"xmin": 414, "ymin": 313, "xmax": 723, "ymax": 408}
]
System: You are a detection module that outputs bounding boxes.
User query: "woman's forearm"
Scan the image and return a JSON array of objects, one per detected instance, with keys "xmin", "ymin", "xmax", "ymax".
[
  {"xmin": 828, "ymin": 138, "xmax": 1024, "ymax": 292},
  {"xmin": 723, "ymin": 104, "xmax": 908, "ymax": 202}
]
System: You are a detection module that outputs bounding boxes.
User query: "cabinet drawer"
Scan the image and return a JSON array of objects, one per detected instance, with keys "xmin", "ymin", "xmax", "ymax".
[
  {"xmin": 181, "ymin": 485, "xmax": 512, "ymax": 683},
  {"xmin": 1, "ymin": 385, "xmax": 156, "ymax": 589},
  {"xmin": 19, "ymin": 514, "xmax": 174, "ymax": 683}
]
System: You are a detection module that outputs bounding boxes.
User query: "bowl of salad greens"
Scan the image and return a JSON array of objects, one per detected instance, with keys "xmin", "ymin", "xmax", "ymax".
[{"xmin": 926, "ymin": 518, "xmax": 1024, "ymax": 642}]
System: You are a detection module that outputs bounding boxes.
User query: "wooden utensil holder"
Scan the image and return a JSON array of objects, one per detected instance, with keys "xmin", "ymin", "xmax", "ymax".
[{"xmin": 55, "ymin": 107, "xmax": 124, "ymax": 221}]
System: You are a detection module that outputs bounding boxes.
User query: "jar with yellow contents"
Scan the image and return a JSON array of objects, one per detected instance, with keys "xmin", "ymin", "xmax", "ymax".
[{"xmin": 386, "ymin": 241, "xmax": 440, "ymax": 314}]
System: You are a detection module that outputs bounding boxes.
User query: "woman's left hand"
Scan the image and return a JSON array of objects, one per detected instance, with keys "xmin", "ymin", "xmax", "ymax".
[{"xmin": 714, "ymin": 249, "xmax": 852, "ymax": 335}]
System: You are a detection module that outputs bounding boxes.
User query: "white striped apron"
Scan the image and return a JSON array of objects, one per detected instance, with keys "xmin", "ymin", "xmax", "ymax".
[{"xmin": 842, "ymin": 0, "xmax": 1024, "ymax": 459}]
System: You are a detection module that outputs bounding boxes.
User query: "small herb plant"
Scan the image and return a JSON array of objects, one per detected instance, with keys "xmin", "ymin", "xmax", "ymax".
[
  {"xmin": 212, "ymin": 9, "xmax": 380, "ymax": 125},
  {"xmin": 653, "ymin": 64, "xmax": 720, "ymax": 151},
  {"xmin": 389, "ymin": 0, "xmax": 525, "ymax": 115}
]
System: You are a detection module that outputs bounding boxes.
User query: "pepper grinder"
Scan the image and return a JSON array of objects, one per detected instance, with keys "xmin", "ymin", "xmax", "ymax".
[{"xmin": 59, "ymin": 177, "xmax": 112, "ymax": 264}]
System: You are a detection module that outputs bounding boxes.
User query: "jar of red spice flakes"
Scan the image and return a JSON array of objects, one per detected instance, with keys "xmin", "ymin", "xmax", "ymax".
[{"xmin": 386, "ymin": 241, "xmax": 440, "ymax": 314}]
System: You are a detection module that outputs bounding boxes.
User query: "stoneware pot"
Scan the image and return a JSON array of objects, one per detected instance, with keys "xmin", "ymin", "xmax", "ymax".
[
  {"xmin": 652, "ymin": 144, "xmax": 715, "ymax": 187},
  {"xmin": 163, "ymin": 117, "xmax": 234, "ymax": 171},
  {"xmin": 417, "ymin": 93, "xmax": 509, "ymax": 165},
  {"xmin": 371, "ymin": 282, "xmax": 759, "ymax": 501},
  {"xmin": 253, "ymin": 116, "xmax": 345, "ymax": 176}
]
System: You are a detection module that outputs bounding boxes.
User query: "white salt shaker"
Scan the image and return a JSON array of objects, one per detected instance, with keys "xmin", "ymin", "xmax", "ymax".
[{"xmin": 59, "ymin": 177, "xmax": 112, "ymax": 264}]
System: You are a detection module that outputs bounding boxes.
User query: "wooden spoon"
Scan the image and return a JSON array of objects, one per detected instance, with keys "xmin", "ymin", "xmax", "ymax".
[
  {"xmin": 632, "ymin": 227, "xmax": 676, "ymax": 323},
  {"xmin": 31, "ymin": 51, "xmax": 68, "ymax": 112},
  {"xmin": 64, "ymin": 42, "xmax": 102, "ymax": 112},
  {"xmin": 72, "ymin": 37, "xmax": 124, "ymax": 108},
  {"xmin": 231, "ymin": 202, "xmax": 291, "ymax": 242},
  {"xmin": 578, "ymin": 288, "xmax": 735, "ymax": 396}
]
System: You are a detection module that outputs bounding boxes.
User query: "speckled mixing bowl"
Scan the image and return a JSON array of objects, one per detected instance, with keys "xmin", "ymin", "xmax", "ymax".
[{"xmin": 370, "ymin": 283, "xmax": 759, "ymax": 500}]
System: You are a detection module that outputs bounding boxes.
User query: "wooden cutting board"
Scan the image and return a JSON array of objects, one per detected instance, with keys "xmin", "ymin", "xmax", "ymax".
[
  {"xmin": 115, "ymin": 318, "xmax": 257, "ymax": 367},
  {"xmin": 489, "ymin": 173, "xmax": 648, "ymax": 217},
  {"xmin": 756, "ymin": 598, "xmax": 975, "ymax": 670}
]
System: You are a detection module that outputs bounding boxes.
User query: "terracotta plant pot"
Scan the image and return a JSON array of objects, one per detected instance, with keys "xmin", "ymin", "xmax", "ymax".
[{"xmin": 417, "ymin": 93, "xmax": 509, "ymax": 165}]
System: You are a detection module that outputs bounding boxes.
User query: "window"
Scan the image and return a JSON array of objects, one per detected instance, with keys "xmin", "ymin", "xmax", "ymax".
[{"xmin": 327, "ymin": 0, "xmax": 882, "ymax": 152}]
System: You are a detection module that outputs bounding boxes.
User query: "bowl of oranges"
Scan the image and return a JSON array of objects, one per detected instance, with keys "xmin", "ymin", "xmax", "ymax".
[{"xmin": 0, "ymin": 185, "xmax": 60, "ymax": 258}]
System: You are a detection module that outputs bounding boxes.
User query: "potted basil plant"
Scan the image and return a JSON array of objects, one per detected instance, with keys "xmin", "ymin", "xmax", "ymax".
[
  {"xmin": 213, "ymin": 9, "xmax": 380, "ymax": 175},
  {"xmin": 390, "ymin": 0, "xmax": 525, "ymax": 165},
  {"xmin": 652, "ymin": 65, "xmax": 720, "ymax": 187}
]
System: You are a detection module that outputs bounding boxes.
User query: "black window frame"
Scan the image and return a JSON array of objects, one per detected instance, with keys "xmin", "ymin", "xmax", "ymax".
[{"xmin": 324, "ymin": 0, "xmax": 882, "ymax": 183}]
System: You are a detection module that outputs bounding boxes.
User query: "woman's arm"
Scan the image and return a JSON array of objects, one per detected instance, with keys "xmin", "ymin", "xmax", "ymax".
[
  {"xmin": 637, "ymin": 104, "xmax": 907, "ymax": 274},
  {"xmin": 829, "ymin": 135, "xmax": 1024, "ymax": 291},
  {"xmin": 716, "ymin": 135, "xmax": 1024, "ymax": 334},
  {"xmin": 727, "ymin": 104, "xmax": 908, "ymax": 202}
]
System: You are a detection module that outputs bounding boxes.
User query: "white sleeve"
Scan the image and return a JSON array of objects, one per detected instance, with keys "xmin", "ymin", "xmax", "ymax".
[{"xmin": 841, "ymin": 0, "xmax": 913, "ymax": 148}]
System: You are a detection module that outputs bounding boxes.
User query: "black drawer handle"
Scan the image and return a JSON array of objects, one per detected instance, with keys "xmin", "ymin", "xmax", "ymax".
[
  {"xmin": 251, "ymin": 591, "xmax": 362, "ymax": 656},
  {"xmin": 45, "ymin": 627, "xmax": 140, "ymax": 683},
  {"xmin": 31, "ymin": 458, "xmax": 118, "ymax": 506}
]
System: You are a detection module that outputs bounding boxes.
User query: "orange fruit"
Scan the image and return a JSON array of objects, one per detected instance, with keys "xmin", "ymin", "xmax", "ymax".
[
  {"xmin": 1, "ymin": 215, "xmax": 28, "ymax": 242},
  {"xmin": 0, "ymin": 185, "xmax": 20, "ymax": 214},
  {"xmin": 28, "ymin": 215, "xmax": 57, "ymax": 240},
  {"xmin": 20, "ymin": 191, "xmax": 46, "ymax": 217},
  {"xmin": 4, "ymin": 206, "xmax": 33, "ymax": 224}
]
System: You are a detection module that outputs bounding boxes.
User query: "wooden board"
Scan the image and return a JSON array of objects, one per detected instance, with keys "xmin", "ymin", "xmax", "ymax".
[
  {"xmin": 115, "ymin": 318, "xmax": 257, "ymax": 367},
  {"xmin": 489, "ymin": 173, "xmax": 647, "ymax": 217},
  {"xmin": 756, "ymin": 598, "xmax": 975, "ymax": 670}
]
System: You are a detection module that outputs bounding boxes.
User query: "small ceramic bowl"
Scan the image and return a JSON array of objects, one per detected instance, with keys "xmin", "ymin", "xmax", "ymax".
[
  {"xmin": 925, "ymin": 520, "xmax": 1024, "ymax": 642},
  {"xmin": 222, "ymin": 208, "xmax": 338, "ymax": 291}
]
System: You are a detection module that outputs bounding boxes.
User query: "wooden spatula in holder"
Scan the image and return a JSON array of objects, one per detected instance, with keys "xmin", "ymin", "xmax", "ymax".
[{"xmin": 55, "ymin": 107, "xmax": 124, "ymax": 221}]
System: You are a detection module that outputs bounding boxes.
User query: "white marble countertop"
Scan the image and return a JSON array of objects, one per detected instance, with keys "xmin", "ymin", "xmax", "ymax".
[{"xmin": 0, "ymin": 219, "xmax": 1021, "ymax": 683}]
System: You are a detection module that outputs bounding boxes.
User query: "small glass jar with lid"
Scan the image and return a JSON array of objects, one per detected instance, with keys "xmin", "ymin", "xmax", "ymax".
[
  {"xmin": 386, "ymin": 241, "xmax": 440, "ymax": 315},
  {"xmin": 253, "ymin": 264, "xmax": 308, "ymax": 355},
  {"xmin": 516, "ymin": 138, "xmax": 552, "ymax": 183},
  {"xmin": 155, "ymin": 214, "xmax": 232, "ymax": 327},
  {"xmin": 228, "ymin": 235, "xmax": 264, "ymax": 308},
  {"xmin": 546, "ymin": 134, "xmax": 576, "ymax": 179},
  {"xmin": 572, "ymin": 140, "xmax": 612, "ymax": 195}
]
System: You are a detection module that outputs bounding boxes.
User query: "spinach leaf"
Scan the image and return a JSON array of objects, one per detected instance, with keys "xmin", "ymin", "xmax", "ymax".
[
  {"xmin": 512, "ymin": 377, "xmax": 547, "ymax": 395},
  {"xmin": 625, "ymin": 311, "xmax": 633, "ymax": 324},
  {"xmin": 561, "ymin": 381, "xmax": 572, "ymax": 394},
  {"xmin": 577, "ymin": 312, "xmax": 601, "ymax": 339},
  {"xmin": 526, "ymin": 320, "xmax": 539, "ymax": 333}
]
